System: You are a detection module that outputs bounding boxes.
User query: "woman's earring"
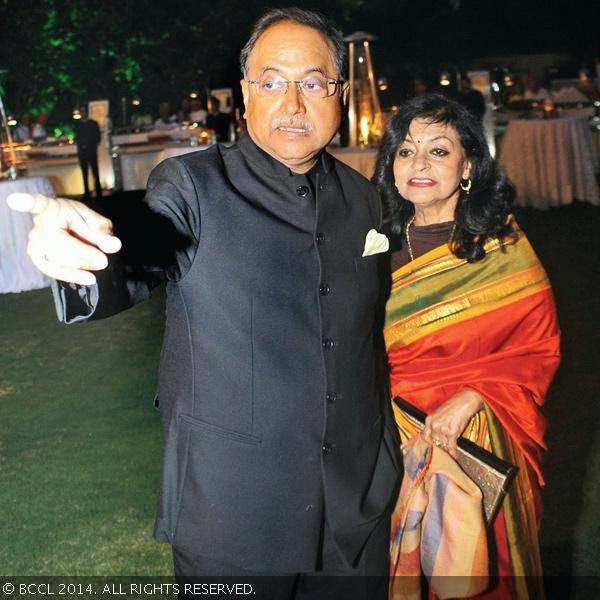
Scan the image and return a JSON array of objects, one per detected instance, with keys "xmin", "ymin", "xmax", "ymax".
[{"xmin": 460, "ymin": 178, "xmax": 472, "ymax": 194}]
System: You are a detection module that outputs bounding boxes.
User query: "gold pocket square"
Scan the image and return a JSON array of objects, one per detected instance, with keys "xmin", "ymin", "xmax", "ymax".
[{"xmin": 362, "ymin": 229, "xmax": 389, "ymax": 257}]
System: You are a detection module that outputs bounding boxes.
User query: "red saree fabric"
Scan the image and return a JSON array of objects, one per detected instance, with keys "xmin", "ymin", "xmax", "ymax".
[{"xmin": 385, "ymin": 227, "xmax": 560, "ymax": 598}]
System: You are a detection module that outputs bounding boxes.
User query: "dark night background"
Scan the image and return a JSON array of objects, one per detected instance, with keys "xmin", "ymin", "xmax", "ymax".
[{"xmin": 0, "ymin": 0, "xmax": 598, "ymax": 132}]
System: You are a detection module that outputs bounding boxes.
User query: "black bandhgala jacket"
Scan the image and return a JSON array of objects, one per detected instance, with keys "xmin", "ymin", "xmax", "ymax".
[{"xmin": 53, "ymin": 134, "xmax": 401, "ymax": 572}]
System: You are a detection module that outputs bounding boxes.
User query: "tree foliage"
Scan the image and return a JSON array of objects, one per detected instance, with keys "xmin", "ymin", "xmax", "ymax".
[
  {"xmin": 0, "ymin": 0, "xmax": 369, "ymax": 127},
  {"xmin": 0, "ymin": 0, "xmax": 594, "ymax": 128}
]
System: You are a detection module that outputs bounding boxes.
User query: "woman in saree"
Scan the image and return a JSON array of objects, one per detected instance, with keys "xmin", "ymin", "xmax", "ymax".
[{"xmin": 373, "ymin": 94, "xmax": 560, "ymax": 599}]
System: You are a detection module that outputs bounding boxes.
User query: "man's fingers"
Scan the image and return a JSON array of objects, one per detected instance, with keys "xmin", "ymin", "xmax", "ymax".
[
  {"xmin": 7, "ymin": 192, "xmax": 51, "ymax": 214},
  {"xmin": 28, "ymin": 227, "xmax": 109, "ymax": 277},
  {"xmin": 28, "ymin": 246, "xmax": 97, "ymax": 286},
  {"xmin": 64, "ymin": 203, "xmax": 122, "ymax": 254},
  {"xmin": 10, "ymin": 192, "xmax": 122, "ymax": 254},
  {"xmin": 32, "ymin": 257, "xmax": 97, "ymax": 286}
]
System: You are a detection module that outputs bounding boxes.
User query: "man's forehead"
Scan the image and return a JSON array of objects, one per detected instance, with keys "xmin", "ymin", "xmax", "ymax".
[{"xmin": 247, "ymin": 22, "xmax": 336, "ymax": 73}]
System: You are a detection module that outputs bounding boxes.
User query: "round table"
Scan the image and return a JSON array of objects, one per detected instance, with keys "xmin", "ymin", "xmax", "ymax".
[
  {"xmin": 499, "ymin": 117, "xmax": 599, "ymax": 209},
  {"xmin": 0, "ymin": 176, "xmax": 53, "ymax": 294}
]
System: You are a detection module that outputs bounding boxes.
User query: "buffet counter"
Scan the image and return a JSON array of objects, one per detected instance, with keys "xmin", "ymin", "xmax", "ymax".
[
  {"xmin": 115, "ymin": 141, "xmax": 213, "ymax": 191},
  {"xmin": 23, "ymin": 155, "xmax": 84, "ymax": 196},
  {"xmin": 18, "ymin": 141, "xmax": 381, "ymax": 194}
]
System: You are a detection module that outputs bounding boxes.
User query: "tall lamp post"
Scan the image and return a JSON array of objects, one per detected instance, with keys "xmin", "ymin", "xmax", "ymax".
[
  {"xmin": 343, "ymin": 31, "xmax": 383, "ymax": 147},
  {"xmin": 0, "ymin": 69, "xmax": 17, "ymax": 178}
]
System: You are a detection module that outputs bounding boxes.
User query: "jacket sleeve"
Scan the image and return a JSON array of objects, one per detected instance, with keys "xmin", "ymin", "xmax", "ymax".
[{"xmin": 52, "ymin": 157, "xmax": 201, "ymax": 323}]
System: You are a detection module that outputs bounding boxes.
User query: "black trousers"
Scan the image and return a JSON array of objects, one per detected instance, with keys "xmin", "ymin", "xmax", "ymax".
[
  {"xmin": 173, "ymin": 513, "xmax": 390, "ymax": 600},
  {"xmin": 78, "ymin": 151, "xmax": 102, "ymax": 199}
]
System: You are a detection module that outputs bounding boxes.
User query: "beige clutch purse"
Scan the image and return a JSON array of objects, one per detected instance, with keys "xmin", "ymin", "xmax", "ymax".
[{"xmin": 393, "ymin": 397, "xmax": 518, "ymax": 524}]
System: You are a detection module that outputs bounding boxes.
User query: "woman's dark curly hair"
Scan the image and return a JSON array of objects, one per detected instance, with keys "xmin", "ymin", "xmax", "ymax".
[{"xmin": 373, "ymin": 93, "xmax": 516, "ymax": 262}]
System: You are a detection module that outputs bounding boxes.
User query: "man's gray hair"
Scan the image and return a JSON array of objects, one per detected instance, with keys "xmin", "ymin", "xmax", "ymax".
[{"xmin": 240, "ymin": 7, "xmax": 347, "ymax": 80}]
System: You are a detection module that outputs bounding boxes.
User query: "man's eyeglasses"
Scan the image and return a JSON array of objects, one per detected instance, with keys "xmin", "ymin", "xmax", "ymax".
[{"xmin": 245, "ymin": 74, "xmax": 345, "ymax": 99}]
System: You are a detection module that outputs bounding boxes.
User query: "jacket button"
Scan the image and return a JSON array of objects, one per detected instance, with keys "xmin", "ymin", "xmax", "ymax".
[
  {"xmin": 326, "ymin": 392, "xmax": 337, "ymax": 403},
  {"xmin": 322, "ymin": 442, "xmax": 334, "ymax": 455},
  {"xmin": 316, "ymin": 233, "xmax": 325, "ymax": 244},
  {"xmin": 322, "ymin": 338, "xmax": 335, "ymax": 350},
  {"xmin": 296, "ymin": 185, "xmax": 310, "ymax": 197},
  {"xmin": 319, "ymin": 283, "xmax": 330, "ymax": 296}
]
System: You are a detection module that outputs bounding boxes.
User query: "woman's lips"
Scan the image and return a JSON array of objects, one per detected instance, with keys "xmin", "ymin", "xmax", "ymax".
[{"xmin": 408, "ymin": 178, "xmax": 435, "ymax": 187}]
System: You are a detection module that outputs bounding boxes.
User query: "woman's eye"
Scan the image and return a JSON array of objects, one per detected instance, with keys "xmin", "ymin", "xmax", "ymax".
[
  {"xmin": 431, "ymin": 148, "xmax": 449, "ymax": 157},
  {"xmin": 398, "ymin": 148, "xmax": 412, "ymax": 157}
]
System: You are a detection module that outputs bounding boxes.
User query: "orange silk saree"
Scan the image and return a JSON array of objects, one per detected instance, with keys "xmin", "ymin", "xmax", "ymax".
[{"xmin": 386, "ymin": 226, "xmax": 560, "ymax": 599}]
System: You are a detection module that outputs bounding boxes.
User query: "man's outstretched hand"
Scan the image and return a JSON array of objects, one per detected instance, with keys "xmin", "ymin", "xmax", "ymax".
[{"xmin": 7, "ymin": 192, "xmax": 122, "ymax": 285}]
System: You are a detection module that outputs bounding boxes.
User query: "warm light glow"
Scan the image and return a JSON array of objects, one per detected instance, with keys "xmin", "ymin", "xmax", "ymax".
[
  {"xmin": 358, "ymin": 56, "xmax": 364, "ymax": 64},
  {"xmin": 377, "ymin": 77, "xmax": 388, "ymax": 91},
  {"xmin": 359, "ymin": 116, "xmax": 370, "ymax": 145},
  {"xmin": 131, "ymin": 96, "xmax": 141, "ymax": 106},
  {"xmin": 503, "ymin": 75, "xmax": 513, "ymax": 86},
  {"xmin": 7, "ymin": 116, "xmax": 17, "ymax": 126},
  {"xmin": 189, "ymin": 91, "xmax": 198, "ymax": 99},
  {"xmin": 439, "ymin": 72, "xmax": 451, "ymax": 86},
  {"xmin": 72, "ymin": 109, "xmax": 82, "ymax": 120},
  {"xmin": 491, "ymin": 82, "xmax": 500, "ymax": 92}
]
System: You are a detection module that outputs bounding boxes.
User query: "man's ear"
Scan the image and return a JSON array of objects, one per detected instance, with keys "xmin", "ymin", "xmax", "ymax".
[{"xmin": 240, "ymin": 79, "xmax": 249, "ymax": 119}]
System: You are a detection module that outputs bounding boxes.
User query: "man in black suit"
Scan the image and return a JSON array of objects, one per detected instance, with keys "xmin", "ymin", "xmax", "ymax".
[
  {"xmin": 8, "ymin": 8, "xmax": 400, "ymax": 599},
  {"xmin": 73, "ymin": 107, "xmax": 102, "ymax": 199},
  {"xmin": 205, "ymin": 96, "xmax": 233, "ymax": 142}
]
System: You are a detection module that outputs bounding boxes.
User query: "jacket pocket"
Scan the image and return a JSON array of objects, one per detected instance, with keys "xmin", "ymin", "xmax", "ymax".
[{"xmin": 179, "ymin": 413, "xmax": 262, "ymax": 445}]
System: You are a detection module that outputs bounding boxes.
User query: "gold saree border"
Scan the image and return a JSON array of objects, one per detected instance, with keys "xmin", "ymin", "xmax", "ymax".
[{"xmin": 385, "ymin": 232, "xmax": 551, "ymax": 348}]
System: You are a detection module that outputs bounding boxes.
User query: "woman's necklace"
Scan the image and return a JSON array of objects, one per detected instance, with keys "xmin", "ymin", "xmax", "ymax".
[{"xmin": 405, "ymin": 215, "xmax": 457, "ymax": 262}]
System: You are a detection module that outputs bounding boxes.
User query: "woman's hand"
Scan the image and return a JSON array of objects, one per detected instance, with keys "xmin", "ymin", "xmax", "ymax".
[{"xmin": 423, "ymin": 389, "xmax": 484, "ymax": 457}]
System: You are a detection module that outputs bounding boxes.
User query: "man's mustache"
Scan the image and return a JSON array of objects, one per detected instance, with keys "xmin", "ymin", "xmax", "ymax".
[{"xmin": 271, "ymin": 118, "xmax": 313, "ymax": 132}]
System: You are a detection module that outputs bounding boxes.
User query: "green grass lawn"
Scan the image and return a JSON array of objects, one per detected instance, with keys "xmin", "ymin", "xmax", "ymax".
[
  {"xmin": 0, "ymin": 286, "xmax": 172, "ymax": 575},
  {"xmin": 0, "ymin": 203, "xmax": 598, "ymax": 588}
]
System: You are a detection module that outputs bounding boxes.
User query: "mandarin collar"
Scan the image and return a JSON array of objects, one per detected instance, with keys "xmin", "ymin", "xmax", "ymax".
[{"xmin": 237, "ymin": 132, "xmax": 333, "ymax": 178}]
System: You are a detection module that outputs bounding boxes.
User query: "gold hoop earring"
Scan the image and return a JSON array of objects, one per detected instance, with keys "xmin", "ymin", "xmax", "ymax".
[{"xmin": 460, "ymin": 178, "xmax": 472, "ymax": 194}]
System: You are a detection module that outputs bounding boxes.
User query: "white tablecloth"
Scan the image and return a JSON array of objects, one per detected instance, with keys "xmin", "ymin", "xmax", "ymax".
[
  {"xmin": 499, "ymin": 117, "xmax": 600, "ymax": 208},
  {"xmin": 119, "ymin": 144, "xmax": 212, "ymax": 191},
  {"xmin": 0, "ymin": 177, "xmax": 53, "ymax": 293}
]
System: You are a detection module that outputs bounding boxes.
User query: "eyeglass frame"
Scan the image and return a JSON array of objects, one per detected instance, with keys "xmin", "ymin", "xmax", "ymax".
[{"xmin": 244, "ymin": 74, "xmax": 347, "ymax": 99}]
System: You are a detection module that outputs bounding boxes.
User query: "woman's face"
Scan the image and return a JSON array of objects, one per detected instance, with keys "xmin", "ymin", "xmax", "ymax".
[{"xmin": 393, "ymin": 118, "xmax": 471, "ymax": 221}]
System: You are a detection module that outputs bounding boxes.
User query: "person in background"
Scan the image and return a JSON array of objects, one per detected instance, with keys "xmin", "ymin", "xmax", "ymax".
[
  {"xmin": 176, "ymin": 98, "xmax": 191, "ymax": 123},
  {"xmin": 188, "ymin": 98, "xmax": 207, "ymax": 125},
  {"xmin": 374, "ymin": 93, "xmax": 560, "ymax": 599},
  {"xmin": 73, "ymin": 107, "xmax": 102, "ymax": 200},
  {"xmin": 413, "ymin": 78, "xmax": 428, "ymax": 96},
  {"xmin": 521, "ymin": 71, "xmax": 549, "ymax": 100},
  {"xmin": 13, "ymin": 114, "xmax": 31, "ymax": 141},
  {"xmin": 153, "ymin": 102, "xmax": 178, "ymax": 130},
  {"xmin": 31, "ymin": 113, "xmax": 48, "ymax": 141},
  {"xmin": 205, "ymin": 96, "xmax": 233, "ymax": 142},
  {"xmin": 458, "ymin": 76, "xmax": 486, "ymax": 121}
]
